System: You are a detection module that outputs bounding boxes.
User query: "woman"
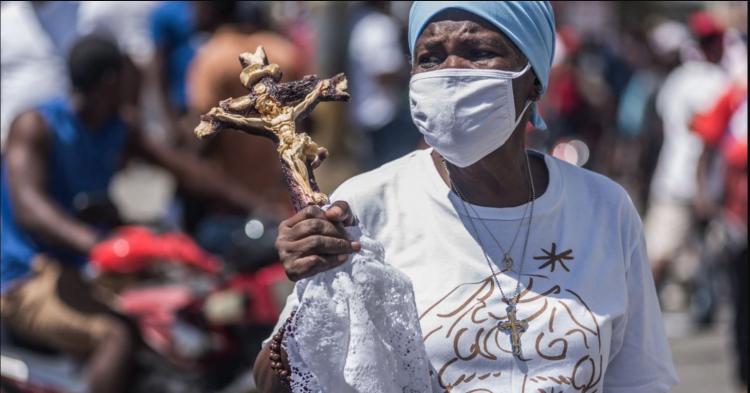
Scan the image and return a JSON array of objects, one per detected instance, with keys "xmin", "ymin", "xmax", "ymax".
[{"xmin": 255, "ymin": 2, "xmax": 678, "ymax": 392}]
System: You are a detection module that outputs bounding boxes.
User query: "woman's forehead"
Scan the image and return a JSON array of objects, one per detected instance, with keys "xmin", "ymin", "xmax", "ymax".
[
  {"xmin": 417, "ymin": 9, "xmax": 503, "ymax": 40},
  {"xmin": 414, "ymin": 9, "xmax": 524, "ymax": 60}
]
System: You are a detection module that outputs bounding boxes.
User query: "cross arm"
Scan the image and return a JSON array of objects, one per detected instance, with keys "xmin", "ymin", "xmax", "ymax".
[{"xmin": 194, "ymin": 106, "xmax": 278, "ymax": 143}]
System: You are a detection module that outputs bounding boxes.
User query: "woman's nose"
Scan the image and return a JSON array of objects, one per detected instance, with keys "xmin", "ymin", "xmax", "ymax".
[{"xmin": 442, "ymin": 54, "xmax": 472, "ymax": 69}]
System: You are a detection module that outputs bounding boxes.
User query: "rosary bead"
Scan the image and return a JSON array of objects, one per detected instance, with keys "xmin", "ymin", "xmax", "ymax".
[{"xmin": 269, "ymin": 311, "xmax": 296, "ymax": 385}]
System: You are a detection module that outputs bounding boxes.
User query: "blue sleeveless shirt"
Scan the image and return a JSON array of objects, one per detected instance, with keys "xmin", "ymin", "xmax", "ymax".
[{"xmin": 1, "ymin": 98, "xmax": 128, "ymax": 290}]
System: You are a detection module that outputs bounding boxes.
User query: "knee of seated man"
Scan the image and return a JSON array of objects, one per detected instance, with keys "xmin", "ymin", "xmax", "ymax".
[{"xmin": 90, "ymin": 315, "xmax": 137, "ymax": 351}]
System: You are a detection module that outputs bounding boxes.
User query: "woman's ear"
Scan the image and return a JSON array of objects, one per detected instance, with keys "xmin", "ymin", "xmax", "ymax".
[{"xmin": 529, "ymin": 79, "xmax": 543, "ymax": 102}]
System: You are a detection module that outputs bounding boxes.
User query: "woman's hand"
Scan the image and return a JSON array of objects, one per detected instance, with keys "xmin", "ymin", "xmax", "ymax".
[{"xmin": 275, "ymin": 201, "xmax": 360, "ymax": 281}]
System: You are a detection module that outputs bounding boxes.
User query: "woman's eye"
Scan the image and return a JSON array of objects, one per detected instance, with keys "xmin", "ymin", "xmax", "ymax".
[
  {"xmin": 418, "ymin": 54, "xmax": 442, "ymax": 68},
  {"xmin": 470, "ymin": 50, "xmax": 497, "ymax": 60}
]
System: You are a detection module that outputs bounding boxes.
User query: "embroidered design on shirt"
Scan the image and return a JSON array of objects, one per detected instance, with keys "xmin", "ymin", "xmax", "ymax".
[{"xmin": 534, "ymin": 242, "xmax": 574, "ymax": 272}]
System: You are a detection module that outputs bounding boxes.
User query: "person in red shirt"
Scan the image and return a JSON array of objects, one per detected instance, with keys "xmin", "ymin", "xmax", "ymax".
[{"xmin": 691, "ymin": 80, "xmax": 747, "ymax": 389}]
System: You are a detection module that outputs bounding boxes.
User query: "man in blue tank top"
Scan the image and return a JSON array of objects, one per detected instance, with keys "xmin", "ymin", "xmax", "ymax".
[{"xmin": 0, "ymin": 36, "xmax": 268, "ymax": 393}]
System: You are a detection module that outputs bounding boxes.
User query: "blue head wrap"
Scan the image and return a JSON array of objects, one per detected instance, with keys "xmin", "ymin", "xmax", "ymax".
[{"xmin": 408, "ymin": 1, "xmax": 556, "ymax": 129}]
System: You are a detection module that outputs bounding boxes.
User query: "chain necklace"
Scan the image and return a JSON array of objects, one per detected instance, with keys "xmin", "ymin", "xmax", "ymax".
[
  {"xmin": 442, "ymin": 150, "xmax": 537, "ymax": 357},
  {"xmin": 444, "ymin": 161, "xmax": 532, "ymax": 271}
]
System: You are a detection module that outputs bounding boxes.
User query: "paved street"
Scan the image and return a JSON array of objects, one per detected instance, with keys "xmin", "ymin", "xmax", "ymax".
[{"xmin": 666, "ymin": 308, "xmax": 740, "ymax": 393}]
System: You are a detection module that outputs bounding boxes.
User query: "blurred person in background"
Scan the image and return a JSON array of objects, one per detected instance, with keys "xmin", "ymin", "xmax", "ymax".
[
  {"xmin": 609, "ymin": 20, "xmax": 690, "ymax": 213},
  {"xmin": 150, "ymin": 1, "xmax": 237, "ymax": 145},
  {"xmin": 0, "ymin": 1, "xmax": 80, "ymax": 153},
  {"xmin": 573, "ymin": 37, "xmax": 631, "ymax": 172},
  {"xmin": 184, "ymin": 1, "xmax": 303, "ymax": 258},
  {"xmin": 77, "ymin": 1, "xmax": 158, "ymax": 69},
  {"xmin": 346, "ymin": 0, "xmax": 423, "ymax": 170},
  {"xmin": 1, "ymin": 1, "xmax": 159, "ymax": 154},
  {"xmin": 535, "ymin": 23, "xmax": 632, "ymax": 175},
  {"xmin": 0, "ymin": 35, "xmax": 266, "ymax": 393},
  {"xmin": 643, "ymin": 10, "xmax": 731, "ymax": 286},
  {"xmin": 690, "ymin": 73, "xmax": 747, "ymax": 390},
  {"xmin": 271, "ymin": 1, "xmax": 318, "ymax": 76},
  {"xmin": 536, "ymin": 25, "xmax": 583, "ymax": 147},
  {"xmin": 539, "ymin": 2, "xmax": 632, "ymax": 174}
]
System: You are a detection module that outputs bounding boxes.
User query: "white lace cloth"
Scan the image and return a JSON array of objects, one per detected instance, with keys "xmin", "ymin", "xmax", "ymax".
[{"xmin": 282, "ymin": 225, "xmax": 432, "ymax": 392}]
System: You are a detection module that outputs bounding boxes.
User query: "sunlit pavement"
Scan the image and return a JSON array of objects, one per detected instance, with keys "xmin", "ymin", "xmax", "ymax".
[{"xmin": 665, "ymin": 307, "xmax": 741, "ymax": 393}]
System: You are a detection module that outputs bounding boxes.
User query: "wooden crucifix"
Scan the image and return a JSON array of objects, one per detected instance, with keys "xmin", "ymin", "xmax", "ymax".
[
  {"xmin": 499, "ymin": 304, "xmax": 528, "ymax": 357},
  {"xmin": 194, "ymin": 46, "xmax": 350, "ymax": 212}
]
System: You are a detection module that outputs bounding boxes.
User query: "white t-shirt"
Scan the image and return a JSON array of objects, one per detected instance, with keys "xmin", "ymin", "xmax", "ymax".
[
  {"xmin": 273, "ymin": 148, "xmax": 678, "ymax": 393},
  {"xmin": 651, "ymin": 60, "xmax": 729, "ymax": 203},
  {"xmin": 77, "ymin": 1, "xmax": 158, "ymax": 67},
  {"xmin": 0, "ymin": 1, "xmax": 158, "ymax": 152},
  {"xmin": 0, "ymin": 1, "xmax": 73, "ymax": 151},
  {"xmin": 347, "ymin": 9, "xmax": 406, "ymax": 130}
]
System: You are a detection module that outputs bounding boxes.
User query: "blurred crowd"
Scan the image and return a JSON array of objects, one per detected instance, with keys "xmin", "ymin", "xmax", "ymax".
[{"xmin": 0, "ymin": 1, "xmax": 747, "ymax": 392}]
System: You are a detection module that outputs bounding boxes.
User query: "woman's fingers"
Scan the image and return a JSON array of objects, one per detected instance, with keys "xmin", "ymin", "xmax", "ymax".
[
  {"xmin": 290, "ymin": 217, "xmax": 344, "ymax": 240},
  {"xmin": 281, "ymin": 202, "xmax": 356, "ymax": 230},
  {"xmin": 325, "ymin": 200, "xmax": 357, "ymax": 226},
  {"xmin": 276, "ymin": 201, "xmax": 361, "ymax": 281},
  {"xmin": 294, "ymin": 235, "xmax": 358, "ymax": 256},
  {"xmin": 286, "ymin": 254, "xmax": 349, "ymax": 281},
  {"xmin": 281, "ymin": 205, "xmax": 328, "ymax": 230}
]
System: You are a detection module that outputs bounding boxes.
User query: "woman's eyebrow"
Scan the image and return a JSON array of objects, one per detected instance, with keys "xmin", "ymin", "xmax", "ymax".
[
  {"xmin": 417, "ymin": 37, "xmax": 445, "ymax": 51},
  {"xmin": 459, "ymin": 35, "xmax": 507, "ymax": 50},
  {"xmin": 416, "ymin": 30, "xmax": 509, "ymax": 52}
]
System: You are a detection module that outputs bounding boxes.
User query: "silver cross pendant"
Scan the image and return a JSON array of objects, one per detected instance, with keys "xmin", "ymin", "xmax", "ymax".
[{"xmin": 499, "ymin": 304, "xmax": 528, "ymax": 357}]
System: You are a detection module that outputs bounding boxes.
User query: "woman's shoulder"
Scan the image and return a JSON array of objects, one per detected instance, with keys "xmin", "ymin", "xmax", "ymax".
[
  {"xmin": 547, "ymin": 153, "xmax": 635, "ymax": 209},
  {"xmin": 549, "ymin": 154, "xmax": 645, "ymax": 260}
]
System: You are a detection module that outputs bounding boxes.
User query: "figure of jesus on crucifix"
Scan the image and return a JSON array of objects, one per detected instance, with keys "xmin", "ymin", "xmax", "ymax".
[{"xmin": 194, "ymin": 46, "xmax": 349, "ymax": 211}]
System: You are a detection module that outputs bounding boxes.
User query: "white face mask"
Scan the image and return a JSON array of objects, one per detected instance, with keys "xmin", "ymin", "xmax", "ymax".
[{"xmin": 409, "ymin": 64, "xmax": 533, "ymax": 167}]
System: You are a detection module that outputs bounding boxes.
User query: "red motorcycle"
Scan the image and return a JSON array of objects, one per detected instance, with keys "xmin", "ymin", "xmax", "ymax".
[{"xmin": 1, "ymin": 224, "xmax": 290, "ymax": 393}]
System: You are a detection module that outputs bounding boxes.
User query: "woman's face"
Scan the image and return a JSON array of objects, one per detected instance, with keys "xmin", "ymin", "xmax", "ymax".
[{"xmin": 411, "ymin": 10, "xmax": 540, "ymax": 119}]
